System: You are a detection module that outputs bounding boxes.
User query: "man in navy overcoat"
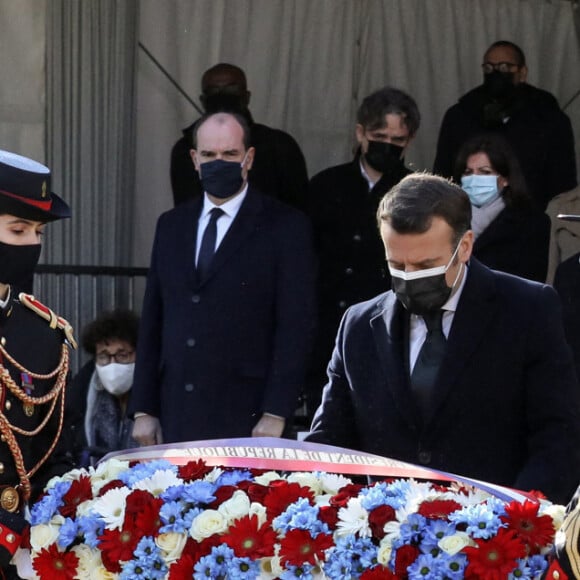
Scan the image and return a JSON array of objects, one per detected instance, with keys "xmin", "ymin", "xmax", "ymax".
[
  {"xmin": 307, "ymin": 173, "xmax": 580, "ymax": 504},
  {"xmin": 129, "ymin": 112, "xmax": 316, "ymax": 444}
]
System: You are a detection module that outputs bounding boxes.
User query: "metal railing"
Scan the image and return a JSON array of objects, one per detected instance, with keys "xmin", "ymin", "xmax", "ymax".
[{"xmin": 34, "ymin": 265, "xmax": 148, "ymax": 374}]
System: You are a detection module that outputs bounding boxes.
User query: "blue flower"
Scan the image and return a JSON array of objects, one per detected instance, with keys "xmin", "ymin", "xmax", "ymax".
[
  {"xmin": 182, "ymin": 506, "xmax": 203, "ymax": 529},
  {"xmin": 449, "ymin": 503, "xmax": 504, "ymax": 539},
  {"xmin": 56, "ymin": 517, "xmax": 78, "ymax": 548},
  {"xmin": 273, "ymin": 498, "xmax": 329, "ymax": 536},
  {"xmin": 76, "ymin": 513, "xmax": 104, "ymax": 549},
  {"xmin": 194, "ymin": 545, "xmax": 235, "ymax": 578},
  {"xmin": 119, "ymin": 459, "xmax": 177, "ymax": 486},
  {"xmin": 280, "ymin": 563, "xmax": 316, "ymax": 579},
  {"xmin": 399, "ymin": 513, "xmax": 428, "ymax": 543},
  {"xmin": 359, "ymin": 480, "xmax": 409, "ymax": 510},
  {"xmin": 324, "ymin": 536, "xmax": 377, "ymax": 577},
  {"xmin": 408, "ymin": 553, "xmax": 441, "ymax": 579},
  {"xmin": 159, "ymin": 500, "xmax": 188, "ymax": 534},
  {"xmin": 29, "ymin": 480, "xmax": 72, "ymax": 524},
  {"xmin": 526, "ymin": 554, "xmax": 549, "ymax": 577},
  {"xmin": 134, "ymin": 536, "xmax": 159, "ymax": 563},
  {"xmin": 420, "ymin": 519, "xmax": 456, "ymax": 555},
  {"xmin": 437, "ymin": 552, "xmax": 467, "ymax": 580},
  {"xmin": 226, "ymin": 556, "xmax": 260, "ymax": 579},
  {"xmin": 181, "ymin": 480, "xmax": 217, "ymax": 505},
  {"xmin": 161, "ymin": 484, "xmax": 187, "ymax": 502},
  {"xmin": 215, "ymin": 469, "xmax": 253, "ymax": 487}
]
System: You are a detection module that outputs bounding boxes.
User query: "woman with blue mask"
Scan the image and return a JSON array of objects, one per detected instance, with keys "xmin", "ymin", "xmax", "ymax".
[{"xmin": 453, "ymin": 133, "xmax": 550, "ymax": 282}]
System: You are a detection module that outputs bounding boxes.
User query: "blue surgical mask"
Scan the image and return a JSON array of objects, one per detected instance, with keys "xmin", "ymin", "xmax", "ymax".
[{"xmin": 461, "ymin": 175, "xmax": 500, "ymax": 207}]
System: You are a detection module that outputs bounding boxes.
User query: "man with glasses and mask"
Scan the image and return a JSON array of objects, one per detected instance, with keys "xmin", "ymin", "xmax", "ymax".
[
  {"xmin": 434, "ymin": 40, "xmax": 576, "ymax": 210},
  {"xmin": 0, "ymin": 150, "xmax": 75, "ymax": 577},
  {"xmin": 64, "ymin": 310, "xmax": 139, "ymax": 467},
  {"xmin": 130, "ymin": 112, "xmax": 316, "ymax": 446},
  {"xmin": 306, "ymin": 86, "xmax": 419, "ymax": 421},
  {"xmin": 170, "ymin": 63, "xmax": 308, "ymax": 211},
  {"xmin": 307, "ymin": 173, "xmax": 580, "ymax": 505}
]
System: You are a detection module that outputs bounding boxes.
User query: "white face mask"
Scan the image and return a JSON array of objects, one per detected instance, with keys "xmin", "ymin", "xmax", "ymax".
[{"xmin": 95, "ymin": 362, "xmax": 135, "ymax": 397}]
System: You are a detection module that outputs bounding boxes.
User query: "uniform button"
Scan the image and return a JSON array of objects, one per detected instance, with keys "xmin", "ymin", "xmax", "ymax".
[
  {"xmin": 0, "ymin": 463, "xmax": 4, "ymax": 474},
  {"xmin": 553, "ymin": 572, "xmax": 560, "ymax": 579},
  {"xmin": 353, "ymin": 234, "xmax": 362, "ymax": 242},
  {"xmin": 191, "ymin": 294, "xmax": 201, "ymax": 303},
  {"xmin": 418, "ymin": 451, "xmax": 431, "ymax": 465},
  {"xmin": 186, "ymin": 338, "xmax": 196, "ymax": 347},
  {"xmin": 184, "ymin": 383, "xmax": 194, "ymax": 392},
  {"xmin": 0, "ymin": 435, "xmax": 5, "ymax": 442},
  {"xmin": 0, "ymin": 337, "xmax": 5, "ymax": 346},
  {"xmin": 338, "ymin": 300, "xmax": 347, "ymax": 309},
  {"xmin": 345, "ymin": 267, "xmax": 354, "ymax": 275},
  {"xmin": 4, "ymin": 401, "xmax": 10, "ymax": 411},
  {"xmin": 5, "ymin": 534, "xmax": 15, "ymax": 544}
]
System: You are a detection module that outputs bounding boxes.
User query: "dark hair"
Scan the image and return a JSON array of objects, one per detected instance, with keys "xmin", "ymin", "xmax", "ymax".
[
  {"xmin": 81, "ymin": 309, "xmax": 140, "ymax": 356},
  {"xmin": 191, "ymin": 112, "xmax": 251, "ymax": 150},
  {"xmin": 357, "ymin": 87, "xmax": 421, "ymax": 136},
  {"xmin": 452, "ymin": 133, "xmax": 530, "ymax": 208},
  {"xmin": 201, "ymin": 63, "xmax": 247, "ymax": 94},
  {"xmin": 485, "ymin": 41, "xmax": 526, "ymax": 67},
  {"xmin": 377, "ymin": 173, "xmax": 472, "ymax": 246}
]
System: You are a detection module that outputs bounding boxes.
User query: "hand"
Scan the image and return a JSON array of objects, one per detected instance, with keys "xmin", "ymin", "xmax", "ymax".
[
  {"xmin": 251, "ymin": 414, "xmax": 285, "ymax": 438},
  {"xmin": 132, "ymin": 414, "xmax": 163, "ymax": 446}
]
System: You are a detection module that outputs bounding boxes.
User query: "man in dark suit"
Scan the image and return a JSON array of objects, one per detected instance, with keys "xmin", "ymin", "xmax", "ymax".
[
  {"xmin": 433, "ymin": 40, "xmax": 577, "ymax": 210},
  {"xmin": 307, "ymin": 173, "xmax": 580, "ymax": 504},
  {"xmin": 170, "ymin": 63, "xmax": 309, "ymax": 211},
  {"xmin": 130, "ymin": 112, "xmax": 316, "ymax": 444},
  {"xmin": 306, "ymin": 86, "xmax": 419, "ymax": 420}
]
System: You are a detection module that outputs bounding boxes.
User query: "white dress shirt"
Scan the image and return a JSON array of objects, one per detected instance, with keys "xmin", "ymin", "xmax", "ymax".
[
  {"xmin": 408, "ymin": 263, "xmax": 468, "ymax": 372},
  {"xmin": 195, "ymin": 185, "xmax": 248, "ymax": 265}
]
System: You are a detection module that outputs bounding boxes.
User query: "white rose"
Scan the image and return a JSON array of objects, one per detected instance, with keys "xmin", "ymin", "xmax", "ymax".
[
  {"xmin": 71, "ymin": 544, "xmax": 102, "ymax": 579},
  {"xmin": 92, "ymin": 459, "xmax": 130, "ymax": 491},
  {"xmin": 91, "ymin": 567, "xmax": 118, "ymax": 580},
  {"xmin": 249, "ymin": 502, "xmax": 268, "ymax": 527},
  {"xmin": 253, "ymin": 471, "xmax": 283, "ymax": 486},
  {"xmin": 45, "ymin": 468, "xmax": 88, "ymax": 490},
  {"xmin": 190, "ymin": 509, "xmax": 228, "ymax": 541},
  {"xmin": 377, "ymin": 537, "xmax": 393, "ymax": 565},
  {"xmin": 30, "ymin": 521, "xmax": 62, "ymax": 551},
  {"xmin": 438, "ymin": 531, "xmax": 473, "ymax": 555},
  {"xmin": 156, "ymin": 532, "xmax": 186, "ymax": 562},
  {"xmin": 542, "ymin": 503, "xmax": 566, "ymax": 531},
  {"xmin": 287, "ymin": 472, "xmax": 323, "ymax": 495},
  {"xmin": 218, "ymin": 490, "xmax": 250, "ymax": 523}
]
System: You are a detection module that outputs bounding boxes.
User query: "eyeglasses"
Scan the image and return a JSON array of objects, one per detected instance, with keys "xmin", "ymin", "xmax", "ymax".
[
  {"xmin": 95, "ymin": 350, "xmax": 135, "ymax": 366},
  {"xmin": 481, "ymin": 62, "xmax": 521, "ymax": 74}
]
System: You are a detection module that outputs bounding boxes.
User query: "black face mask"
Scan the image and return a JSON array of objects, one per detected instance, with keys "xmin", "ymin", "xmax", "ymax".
[
  {"xmin": 483, "ymin": 70, "xmax": 516, "ymax": 101},
  {"xmin": 0, "ymin": 241, "xmax": 41, "ymax": 293},
  {"xmin": 364, "ymin": 140, "xmax": 405, "ymax": 174},
  {"xmin": 199, "ymin": 158, "xmax": 245, "ymax": 199}
]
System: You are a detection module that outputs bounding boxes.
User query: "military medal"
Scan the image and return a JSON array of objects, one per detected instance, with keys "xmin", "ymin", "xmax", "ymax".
[{"xmin": 21, "ymin": 372, "xmax": 34, "ymax": 417}]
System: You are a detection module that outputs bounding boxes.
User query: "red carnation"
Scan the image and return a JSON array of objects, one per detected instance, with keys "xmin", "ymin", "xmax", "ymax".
[
  {"xmin": 501, "ymin": 500, "xmax": 555, "ymax": 552},
  {"xmin": 98, "ymin": 479, "xmax": 125, "ymax": 496},
  {"xmin": 394, "ymin": 544, "xmax": 420, "ymax": 577},
  {"xmin": 221, "ymin": 514, "xmax": 277, "ymax": 559},
  {"xmin": 181, "ymin": 534, "xmax": 222, "ymax": 561},
  {"xmin": 169, "ymin": 554, "xmax": 195, "ymax": 579},
  {"xmin": 263, "ymin": 481, "xmax": 314, "ymax": 520},
  {"xmin": 59, "ymin": 475, "xmax": 93, "ymax": 518},
  {"xmin": 318, "ymin": 505, "xmax": 340, "ymax": 530},
  {"xmin": 134, "ymin": 496, "xmax": 163, "ymax": 537},
  {"xmin": 417, "ymin": 499, "xmax": 462, "ymax": 521},
  {"xmin": 32, "ymin": 544, "xmax": 79, "ymax": 580},
  {"xmin": 369, "ymin": 504, "xmax": 397, "ymax": 539},
  {"xmin": 360, "ymin": 566, "xmax": 399, "ymax": 579},
  {"xmin": 208, "ymin": 485, "xmax": 237, "ymax": 507},
  {"xmin": 279, "ymin": 529, "xmax": 333, "ymax": 566},
  {"xmin": 178, "ymin": 459, "xmax": 212, "ymax": 482},
  {"xmin": 463, "ymin": 528, "xmax": 527, "ymax": 579},
  {"xmin": 246, "ymin": 482, "xmax": 270, "ymax": 504},
  {"xmin": 97, "ymin": 527, "xmax": 139, "ymax": 573},
  {"xmin": 329, "ymin": 483, "xmax": 364, "ymax": 508}
]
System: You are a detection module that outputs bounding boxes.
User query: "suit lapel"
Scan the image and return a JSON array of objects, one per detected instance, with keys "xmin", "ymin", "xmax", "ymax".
[
  {"xmin": 196, "ymin": 189, "xmax": 263, "ymax": 287},
  {"xmin": 425, "ymin": 259, "xmax": 497, "ymax": 428},
  {"xmin": 370, "ymin": 293, "xmax": 422, "ymax": 429},
  {"xmin": 179, "ymin": 199, "xmax": 203, "ymax": 288}
]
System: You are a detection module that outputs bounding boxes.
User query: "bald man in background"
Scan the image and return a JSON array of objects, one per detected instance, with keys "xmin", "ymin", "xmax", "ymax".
[{"xmin": 170, "ymin": 63, "xmax": 309, "ymax": 211}]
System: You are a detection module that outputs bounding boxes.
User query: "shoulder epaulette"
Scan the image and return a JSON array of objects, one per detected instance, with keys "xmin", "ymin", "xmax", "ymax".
[{"xmin": 18, "ymin": 293, "xmax": 77, "ymax": 349}]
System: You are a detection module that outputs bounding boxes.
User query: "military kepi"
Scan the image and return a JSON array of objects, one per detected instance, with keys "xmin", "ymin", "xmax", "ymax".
[{"xmin": 0, "ymin": 149, "xmax": 70, "ymax": 222}]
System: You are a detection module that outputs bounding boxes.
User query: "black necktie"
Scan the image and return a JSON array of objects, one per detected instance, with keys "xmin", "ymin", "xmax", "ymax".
[
  {"xmin": 197, "ymin": 208, "xmax": 224, "ymax": 279},
  {"xmin": 410, "ymin": 309, "xmax": 447, "ymax": 420}
]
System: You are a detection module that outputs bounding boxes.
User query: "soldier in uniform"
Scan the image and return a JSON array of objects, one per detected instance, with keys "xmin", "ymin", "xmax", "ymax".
[{"xmin": 0, "ymin": 150, "xmax": 75, "ymax": 577}]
